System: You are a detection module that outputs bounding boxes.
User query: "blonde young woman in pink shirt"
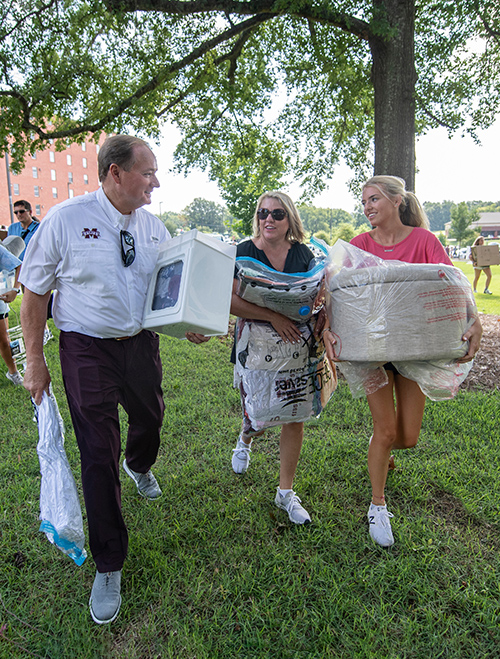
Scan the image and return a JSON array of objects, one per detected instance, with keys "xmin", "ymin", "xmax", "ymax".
[{"xmin": 323, "ymin": 176, "xmax": 483, "ymax": 548}]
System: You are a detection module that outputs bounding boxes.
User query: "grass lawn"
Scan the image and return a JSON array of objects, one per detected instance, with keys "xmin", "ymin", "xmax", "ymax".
[
  {"xmin": 0, "ymin": 299, "xmax": 499, "ymax": 658},
  {"xmin": 453, "ymin": 260, "xmax": 500, "ymax": 315}
]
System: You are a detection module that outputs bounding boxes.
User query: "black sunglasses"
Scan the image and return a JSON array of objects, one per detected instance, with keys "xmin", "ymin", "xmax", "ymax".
[
  {"xmin": 14, "ymin": 209, "xmax": 27, "ymax": 215},
  {"xmin": 120, "ymin": 230, "xmax": 136, "ymax": 267},
  {"xmin": 257, "ymin": 208, "xmax": 287, "ymax": 222}
]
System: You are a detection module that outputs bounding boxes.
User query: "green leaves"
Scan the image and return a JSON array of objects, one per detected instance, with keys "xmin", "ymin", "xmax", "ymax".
[
  {"xmin": 0, "ymin": 0, "xmax": 498, "ymax": 196},
  {"xmin": 449, "ymin": 201, "xmax": 479, "ymax": 246}
]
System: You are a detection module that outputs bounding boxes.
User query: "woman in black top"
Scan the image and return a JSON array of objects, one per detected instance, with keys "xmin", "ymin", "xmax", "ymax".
[{"xmin": 231, "ymin": 191, "xmax": 315, "ymax": 525}]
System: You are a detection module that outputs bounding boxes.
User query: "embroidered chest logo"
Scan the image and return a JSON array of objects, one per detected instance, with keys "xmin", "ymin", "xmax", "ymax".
[{"xmin": 82, "ymin": 228, "xmax": 101, "ymax": 239}]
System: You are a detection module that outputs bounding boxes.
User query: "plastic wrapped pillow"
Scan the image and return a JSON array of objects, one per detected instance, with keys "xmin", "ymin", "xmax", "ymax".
[
  {"xmin": 234, "ymin": 315, "xmax": 337, "ymax": 431},
  {"xmin": 235, "ymin": 317, "xmax": 324, "ymax": 371},
  {"xmin": 36, "ymin": 391, "xmax": 87, "ymax": 566},
  {"xmin": 235, "ymin": 258, "xmax": 325, "ymax": 322}
]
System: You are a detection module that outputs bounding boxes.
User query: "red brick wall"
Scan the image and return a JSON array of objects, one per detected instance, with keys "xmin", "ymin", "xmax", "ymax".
[{"xmin": 0, "ymin": 134, "xmax": 107, "ymax": 227}]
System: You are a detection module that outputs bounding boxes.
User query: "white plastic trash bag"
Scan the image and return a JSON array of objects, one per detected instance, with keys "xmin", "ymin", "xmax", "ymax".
[
  {"xmin": 237, "ymin": 355, "xmax": 336, "ymax": 430},
  {"xmin": 36, "ymin": 391, "xmax": 87, "ymax": 566}
]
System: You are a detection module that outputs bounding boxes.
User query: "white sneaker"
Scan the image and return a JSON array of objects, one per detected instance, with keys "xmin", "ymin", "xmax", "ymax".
[
  {"xmin": 6, "ymin": 371, "xmax": 23, "ymax": 386},
  {"xmin": 274, "ymin": 488, "xmax": 311, "ymax": 525},
  {"xmin": 367, "ymin": 503, "xmax": 394, "ymax": 547},
  {"xmin": 232, "ymin": 435, "xmax": 251, "ymax": 474},
  {"xmin": 484, "ymin": 289, "xmax": 492, "ymax": 295}
]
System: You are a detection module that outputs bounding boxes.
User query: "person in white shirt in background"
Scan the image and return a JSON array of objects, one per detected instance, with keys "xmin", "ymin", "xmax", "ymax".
[{"xmin": 0, "ymin": 239, "xmax": 23, "ymax": 384}]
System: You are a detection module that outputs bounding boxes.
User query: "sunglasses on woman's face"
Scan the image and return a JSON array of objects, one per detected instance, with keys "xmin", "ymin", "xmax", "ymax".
[{"xmin": 257, "ymin": 208, "xmax": 287, "ymax": 222}]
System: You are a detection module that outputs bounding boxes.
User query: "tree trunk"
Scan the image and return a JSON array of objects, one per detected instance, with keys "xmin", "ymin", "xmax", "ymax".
[{"xmin": 370, "ymin": 0, "xmax": 416, "ymax": 190}]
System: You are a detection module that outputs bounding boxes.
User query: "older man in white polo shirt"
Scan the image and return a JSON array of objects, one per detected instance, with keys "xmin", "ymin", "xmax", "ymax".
[{"xmin": 20, "ymin": 134, "xmax": 206, "ymax": 625}]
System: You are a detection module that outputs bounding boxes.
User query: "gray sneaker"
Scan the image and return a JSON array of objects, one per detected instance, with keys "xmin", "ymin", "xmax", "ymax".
[
  {"xmin": 6, "ymin": 371, "xmax": 23, "ymax": 386},
  {"xmin": 89, "ymin": 570, "xmax": 122, "ymax": 624},
  {"xmin": 274, "ymin": 488, "xmax": 311, "ymax": 525},
  {"xmin": 123, "ymin": 459, "xmax": 162, "ymax": 499}
]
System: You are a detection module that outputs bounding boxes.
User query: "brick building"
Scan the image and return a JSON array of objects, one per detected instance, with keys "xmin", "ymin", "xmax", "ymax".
[{"xmin": 0, "ymin": 134, "xmax": 107, "ymax": 227}]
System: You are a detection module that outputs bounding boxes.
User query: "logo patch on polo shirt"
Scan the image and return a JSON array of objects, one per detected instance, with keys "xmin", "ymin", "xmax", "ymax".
[{"xmin": 82, "ymin": 228, "xmax": 101, "ymax": 239}]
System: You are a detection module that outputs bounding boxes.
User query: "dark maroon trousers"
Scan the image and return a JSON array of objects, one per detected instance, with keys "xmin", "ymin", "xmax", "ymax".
[{"xmin": 59, "ymin": 330, "xmax": 165, "ymax": 573}]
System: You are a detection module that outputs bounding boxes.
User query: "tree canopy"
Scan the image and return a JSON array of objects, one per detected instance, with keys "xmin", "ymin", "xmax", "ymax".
[
  {"xmin": 1, "ymin": 0, "xmax": 499, "ymax": 227},
  {"xmin": 182, "ymin": 197, "xmax": 231, "ymax": 233}
]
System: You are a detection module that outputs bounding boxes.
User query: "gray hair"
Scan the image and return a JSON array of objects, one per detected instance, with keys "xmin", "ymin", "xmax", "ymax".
[{"xmin": 98, "ymin": 135, "xmax": 152, "ymax": 182}]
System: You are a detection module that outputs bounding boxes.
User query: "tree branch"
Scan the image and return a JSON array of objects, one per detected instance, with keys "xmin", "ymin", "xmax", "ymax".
[
  {"xmin": 472, "ymin": 0, "xmax": 500, "ymax": 41},
  {"xmin": 105, "ymin": 0, "xmax": 371, "ymax": 41},
  {"xmin": 4, "ymin": 12, "xmax": 272, "ymax": 141},
  {"xmin": 415, "ymin": 96, "xmax": 454, "ymax": 130},
  {"xmin": 0, "ymin": 0, "xmax": 59, "ymax": 42}
]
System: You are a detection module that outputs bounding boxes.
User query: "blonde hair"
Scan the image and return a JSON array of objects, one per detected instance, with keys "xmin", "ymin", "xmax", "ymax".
[
  {"xmin": 363, "ymin": 175, "xmax": 429, "ymax": 230},
  {"xmin": 252, "ymin": 190, "xmax": 305, "ymax": 243}
]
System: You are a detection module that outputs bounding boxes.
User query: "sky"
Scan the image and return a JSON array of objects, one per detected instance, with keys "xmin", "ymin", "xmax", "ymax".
[{"xmin": 152, "ymin": 118, "xmax": 500, "ymax": 216}]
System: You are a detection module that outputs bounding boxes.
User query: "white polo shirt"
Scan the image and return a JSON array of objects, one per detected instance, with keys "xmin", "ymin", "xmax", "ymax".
[{"xmin": 20, "ymin": 187, "xmax": 170, "ymax": 338}]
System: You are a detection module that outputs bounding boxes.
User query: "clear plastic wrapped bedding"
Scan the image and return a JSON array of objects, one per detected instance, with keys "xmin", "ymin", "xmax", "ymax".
[
  {"xmin": 235, "ymin": 258, "xmax": 325, "ymax": 322},
  {"xmin": 326, "ymin": 240, "xmax": 477, "ymax": 400},
  {"xmin": 234, "ymin": 315, "xmax": 337, "ymax": 431}
]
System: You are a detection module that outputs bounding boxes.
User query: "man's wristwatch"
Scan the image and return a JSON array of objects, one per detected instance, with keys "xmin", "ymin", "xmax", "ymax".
[{"xmin": 13, "ymin": 288, "xmax": 21, "ymax": 294}]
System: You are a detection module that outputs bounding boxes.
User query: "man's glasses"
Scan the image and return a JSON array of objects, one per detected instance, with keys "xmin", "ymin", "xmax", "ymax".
[
  {"xmin": 14, "ymin": 209, "xmax": 27, "ymax": 215},
  {"xmin": 257, "ymin": 208, "xmax": 287, "ymax": 221},
  {"xmin": 120, "ymin": 230, "xmax": 136, "ymax": 267}
]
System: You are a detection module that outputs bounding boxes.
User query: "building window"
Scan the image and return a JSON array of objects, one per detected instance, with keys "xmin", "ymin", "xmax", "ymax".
[
  {"xmin": 13, "ymin": 183, "xmax": 20, "ymax": 195},
  {"xmin": 82, "ymin": 157, "xmax": 87, "ymax": 168},
  {"xmin": 83, "ymin": 174, "xmax": 89, "ymax": 185},
  {"xmin": 96, "ymin": 145, "xmax": 100, "ymax": 154},
  {"xmin": 67, "ymin": 154, "xmax": 72, "ymax": 166},
  {"xmin": 31, "ymin": 152, "xmax": 37, "ymax": 160},
  {"xmin": 68, "ymin": 172, "xmax": 73, "ymax": 183},
  {"xmin": 34, "ymin": 186, "xmax": 40, "ymax": 197},
  {"xmin": 82, "ymin": 142, "xmax": 86, "ymax": 151},
  {"xmin": 32, "ymin": 167, "xmax": 38, "ymax": 179},
  {"xmin": 51, "ymin": 169, "xmax": 56, "ymax": 181},
  {"xmin": 69, "ymin": 189, "xmax": 74, "ymax": 199},
  {"xmin": 35, "ymin": 204, "xmax": 41, "ymax": 215},
  {"xmin": 49, "ymin": 151, "xmax": 55, "ymax": 162},
  {"xmin": 52, "ymin": 187, "xmax": 58, "ymax": 198}
]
